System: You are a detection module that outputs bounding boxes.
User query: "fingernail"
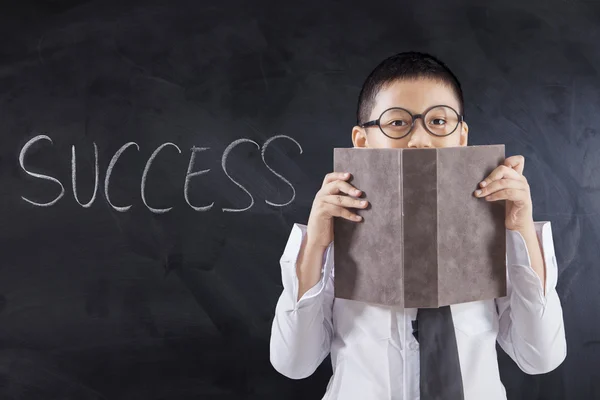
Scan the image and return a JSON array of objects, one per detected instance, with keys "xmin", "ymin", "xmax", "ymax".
[
  {"xmin": 480, "ymin": 181, "xmax": 487, "ymax": 187},
  {"xmin": 475, "ymin": 190, "xmax": 482, "ymax": 196},
  {"xmin": 344, "ymin": 172, "xmax": 350, "ymax": 177},
  {"xmin": 354, "ymin": 215, "xmax": 362, "ymax": 221},
  {"xmin": 354, "ymin": 189, "xmax": 361, "ymax": 196},
  {"xmin": 360, "ymin": 200, "xmax": 367, "ymax": 206}
]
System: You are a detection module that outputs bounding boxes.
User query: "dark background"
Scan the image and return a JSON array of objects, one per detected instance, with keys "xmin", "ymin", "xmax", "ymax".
[{"xmin": 0, "ymin": 0, "xmax": 598, "ymax": 399}]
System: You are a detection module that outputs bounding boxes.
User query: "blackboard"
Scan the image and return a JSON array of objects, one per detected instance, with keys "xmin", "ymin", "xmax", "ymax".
[{"xmin": 0, "ymin": 0, "xmax": 599, "ymax": 399}]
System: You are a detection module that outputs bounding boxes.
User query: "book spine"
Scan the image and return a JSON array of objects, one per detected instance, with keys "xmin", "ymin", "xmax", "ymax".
[
  {"xmin": 403, "ymin": 149, "xmax": 439, "ymax": 308},
  {"xmin": 399, "ymin": 150, "xmax": 404, "ymax": 308}
]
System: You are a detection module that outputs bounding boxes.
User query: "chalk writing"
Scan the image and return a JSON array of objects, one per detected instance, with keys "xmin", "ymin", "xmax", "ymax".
[
  {"xmin": 20, "ymin": 135, "xmax": 65, "ymax": 207},
  {"xmin": 105, "ymin": 142, "xmax": 140, "ymax": 212},
  {"xmin": 184, "ymin": 147, "xmax": 213, "ymax": 212},
  {"xmin": 221, "ymin": 138, "xmax": 261, "ymax": 213},
  {"xmin": 19, "ymin": 134, "xmax": 301, "ymax": 213},
  {"xmin": 141, "ymin": 142, "xmax": 182, "ymax": 214},
  {"xmin": 262, "ymin": 135, "xmax": 303, "ymax": 207},
  {"xmin": 72, "ymin": 142, "xmax": 99, "ymax": 208}
]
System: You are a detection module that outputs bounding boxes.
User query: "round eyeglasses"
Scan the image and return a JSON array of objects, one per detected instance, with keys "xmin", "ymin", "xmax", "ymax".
[{"xmin": 359, "ymin": 105, "xmax": 464, "ymax": 139}]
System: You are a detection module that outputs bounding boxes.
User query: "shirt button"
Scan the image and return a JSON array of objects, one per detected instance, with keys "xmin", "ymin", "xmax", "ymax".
[{"xmin": 410, "ymin": 342, "xmax": 419, "ymax": 351}]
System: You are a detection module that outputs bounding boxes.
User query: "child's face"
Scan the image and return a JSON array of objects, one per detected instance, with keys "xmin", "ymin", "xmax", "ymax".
[{"xmin": 352, "ymin": 78, "xmax": 469, "ymax": 149}]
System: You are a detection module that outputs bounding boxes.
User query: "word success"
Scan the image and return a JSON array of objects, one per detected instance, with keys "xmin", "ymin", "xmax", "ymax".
[{"xmin": 19, "ymin": 134, "xmax": 303, "ymax": 214}]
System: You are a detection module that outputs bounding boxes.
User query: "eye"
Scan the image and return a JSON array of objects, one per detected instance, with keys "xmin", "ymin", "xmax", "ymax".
[
  {"xmin": 390, "ymin": 119, "xmax": 409, "ymax": 127},
  {"xmin": 429, "ymin": 118, "xmax": 446, "ymax": 126}
]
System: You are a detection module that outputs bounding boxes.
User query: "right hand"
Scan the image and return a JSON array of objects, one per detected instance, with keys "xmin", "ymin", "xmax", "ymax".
[{"xmin": 306, "ymin": 172, "xmax": 368, "ymax": 249}]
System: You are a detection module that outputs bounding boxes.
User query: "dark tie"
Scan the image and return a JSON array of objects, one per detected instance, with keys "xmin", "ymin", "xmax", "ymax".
[{"xmin": 415, "ymin": 306, "xmax": 464, "ymax": 400}]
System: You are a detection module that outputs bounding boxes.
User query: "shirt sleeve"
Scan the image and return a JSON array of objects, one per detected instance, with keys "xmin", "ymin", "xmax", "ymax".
[
  {"xmin": 495, "ymin": 221, "xmax": 567, "ymax": 374},
  {"xmin": 269, "ymin": 223, "xmax": 335, "ymax": 379}
]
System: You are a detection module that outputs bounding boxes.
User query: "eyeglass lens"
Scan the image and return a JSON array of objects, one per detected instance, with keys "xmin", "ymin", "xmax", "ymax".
[{"xmin": 379, "ymin": 106, "xmax": 459, "ymax": 138}]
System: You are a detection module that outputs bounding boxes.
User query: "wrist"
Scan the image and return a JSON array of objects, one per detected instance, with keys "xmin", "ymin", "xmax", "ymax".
[
  {"xmin": 305, "ymin": 233, "xmax": 331, "ymax": 252},
  {"xmin": 515, "ymin": 219, "xmax": 536, "ymax": 237},
  {"xmin": 296, "ymin": 235, "xmax": 328, "ymax": 300}
]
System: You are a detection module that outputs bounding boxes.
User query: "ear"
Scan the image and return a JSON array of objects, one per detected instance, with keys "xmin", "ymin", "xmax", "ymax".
[
  {"xmin": 352, "ymin": 126, "xmax": 368, "ymax": 148},
  {"xmin": 459, "ymin": 120, "xmax": 469, "ymax": 146}
]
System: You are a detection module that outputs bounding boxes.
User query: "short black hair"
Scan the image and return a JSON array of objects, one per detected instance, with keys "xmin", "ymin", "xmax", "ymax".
[{"xmin": 356, "ymin": 51, "xmax": 464, "ymax": 125}]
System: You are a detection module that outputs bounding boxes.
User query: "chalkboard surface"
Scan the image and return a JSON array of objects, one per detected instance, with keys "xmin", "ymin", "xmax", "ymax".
[{"xmin": 1, "ymin": 0, "xmax": 599, "ymax": 399}]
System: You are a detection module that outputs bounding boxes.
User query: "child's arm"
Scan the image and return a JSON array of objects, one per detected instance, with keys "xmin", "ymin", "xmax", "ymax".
[
  {"xmin": 270, "ymin": 223, "xmax": 335, "ymax": 379},
  {"xmin": 495, "ymin": 221, "xmax": 567, "ymax": 374},
  {"xmin": 270, "ymin": 171, "xmax": 364, "ymax": 379}
]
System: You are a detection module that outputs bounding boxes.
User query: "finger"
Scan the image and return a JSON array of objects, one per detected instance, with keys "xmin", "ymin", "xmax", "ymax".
[
  {"xmin": 322, "ymin": 179, "xmax": 362, "ymax": 197},
  {"xmin": 504, "ymin": 155, "xmax": 525, "ymax": 175},
  {"xmin": 322, "ymin": 194, "xmax": 369, "ymax": 209},
  {"xmin": 474, "ymin": 178, "xmax": 527, "ymax": 198},
  {"xmin": 321, "ymin": 202, "xmax": 363, "ymax": 222},
  {"xmin": 480, "ymin": 165, "xmax": 523, "ymax": 188},
  {"xmin": 323, "ymin": 172, "xmax": 351, "ymax": 186},
  {"xmin": 482, "ymin": 188, "xmax": 528, "ymax": 202}
]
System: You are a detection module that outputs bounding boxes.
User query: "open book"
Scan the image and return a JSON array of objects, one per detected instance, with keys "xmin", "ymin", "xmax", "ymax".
[{"xmin": 333, "ymin": 145, "xmax": 507, "ymax": 308}]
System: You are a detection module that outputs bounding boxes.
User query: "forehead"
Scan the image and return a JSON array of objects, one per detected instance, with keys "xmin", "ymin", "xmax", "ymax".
[{"xmin": 371, "ymin": 78, "xmax": 460, "ymax": 118}]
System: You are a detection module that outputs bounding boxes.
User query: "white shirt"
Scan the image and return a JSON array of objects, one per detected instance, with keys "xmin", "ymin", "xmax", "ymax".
[{"xmin": 270, "ymin": 221, "xmax": 566, "ymax": 400}]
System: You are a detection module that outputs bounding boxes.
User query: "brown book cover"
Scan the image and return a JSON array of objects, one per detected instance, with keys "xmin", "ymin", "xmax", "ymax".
[{"xmin": 333, "ymin": 145, "xmax": 507, "ymax": 308}]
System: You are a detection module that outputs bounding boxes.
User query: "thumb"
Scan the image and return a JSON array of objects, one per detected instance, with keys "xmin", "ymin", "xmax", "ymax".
[{"xmin": 504, "ymin": 155, "xmax": 525, "ymax": 175}]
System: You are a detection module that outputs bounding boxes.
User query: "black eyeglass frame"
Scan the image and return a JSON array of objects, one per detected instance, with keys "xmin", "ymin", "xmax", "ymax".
[{"xmin": 359, "ymin": 105, "xmax": 465, "ymax": 139}]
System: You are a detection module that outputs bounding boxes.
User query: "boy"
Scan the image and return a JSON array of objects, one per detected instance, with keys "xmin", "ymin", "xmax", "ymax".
[{"xmin": 269, "ymin": 51, "xmax": 566, "ymax": 400}]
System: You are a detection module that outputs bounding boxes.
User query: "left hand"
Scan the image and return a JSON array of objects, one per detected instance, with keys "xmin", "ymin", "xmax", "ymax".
[{"xmin": 474, "ymin": 155, "xmax": 534, "ymax": 232}]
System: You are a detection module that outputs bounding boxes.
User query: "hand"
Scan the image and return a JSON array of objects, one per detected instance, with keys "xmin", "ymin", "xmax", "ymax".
[
  {"xmin": 474, "ymin": 155, "xmax": 534, "ymax": 232},
  {"xmin": 306, "ymin": 172, "xmax": 368, "ymax": 249}
]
